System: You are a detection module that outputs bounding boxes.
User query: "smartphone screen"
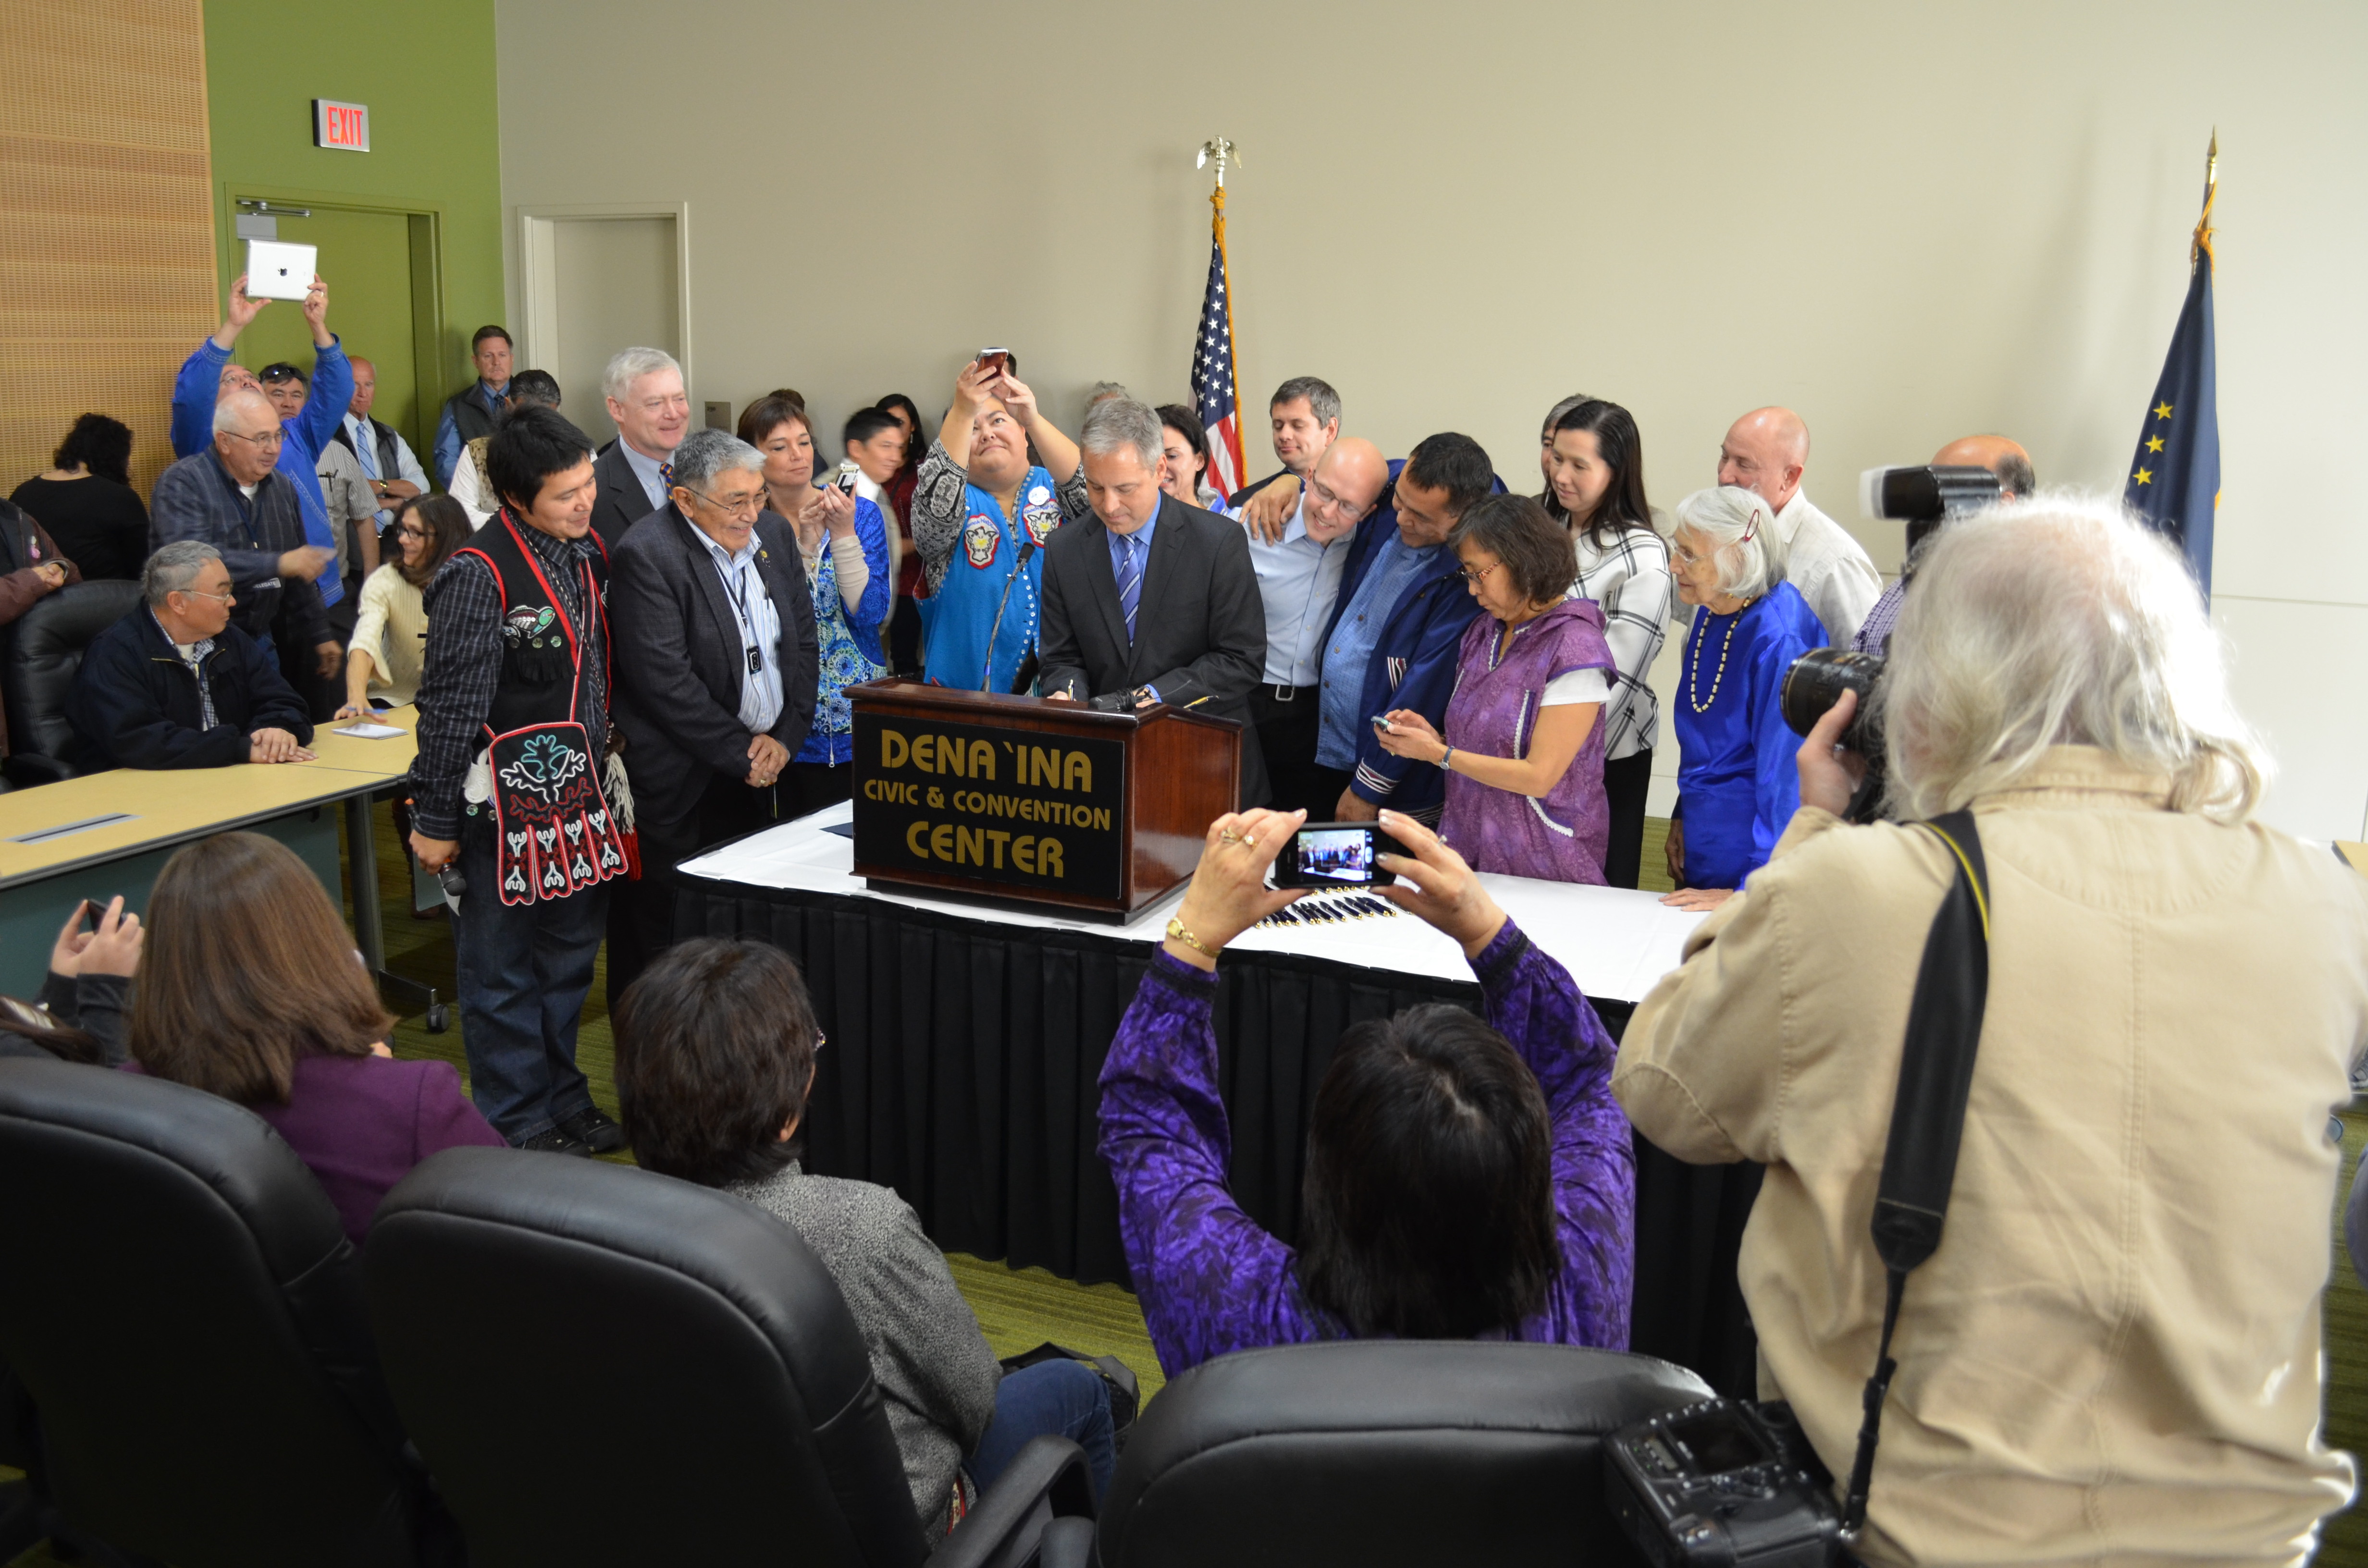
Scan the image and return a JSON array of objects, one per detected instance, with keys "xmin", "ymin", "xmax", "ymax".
[{"xmin": 1273, "ymin": 823, "xmax": 1402, "ymax": 889}]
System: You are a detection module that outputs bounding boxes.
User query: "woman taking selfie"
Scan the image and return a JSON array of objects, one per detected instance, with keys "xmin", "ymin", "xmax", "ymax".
[
  {"xmin": 336, "ymin": 494, "xmax": 469, "ymax": 716},
  {"xmin": 1540, "ymin": 397, "xmax": 1672, "ymax": 888},
  {"xmin": 1660, "ymin": 485, "xmax": 1826, "ymax": 910},
  {"xmin": 1099, "ymin": 807, "xmax": 1633, "ymax": 1374},
  {"xmin": 1375, "ymin": 494, "xmax": 1617, "ymax": 885},
  {"xmin": 127, "ymin": 832, "xmax": 502, "ymax": 1243}
]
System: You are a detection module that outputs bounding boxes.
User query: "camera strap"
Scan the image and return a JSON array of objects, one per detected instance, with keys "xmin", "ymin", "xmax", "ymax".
[{"xmin": 1839, "ymin": 808, "xmax": 1989, "ymax": 1539}]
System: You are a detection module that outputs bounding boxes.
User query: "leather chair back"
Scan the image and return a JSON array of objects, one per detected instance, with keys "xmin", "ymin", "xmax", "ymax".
[
  {"xmin": 367, "ymin": 1145, "xmax": 927, "ymax": 1568},
  {"xmin": 1095, "ymin": 1341, "xmax": 1713, "ymax": 1567},
  {"xmin": 4, "ymin": 579, "xmax": 141, "ymax": 764},
  {"xmin": 0, "ymin": 1057, "xmax": 434, "ymax": 1568}
]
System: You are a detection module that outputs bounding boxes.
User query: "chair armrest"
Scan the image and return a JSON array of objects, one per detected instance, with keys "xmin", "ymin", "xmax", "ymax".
[
  {"xmin": 927, "ymin": 1434, "xmax": 1095, "ymax": 1568},
  {"xmin": 2, "ymin": 754, "xmax": 73, "ymax": 788},
  {"xmin": 1035, "ymin": 1515, "xmax": 1096, "ymax": 1568}
]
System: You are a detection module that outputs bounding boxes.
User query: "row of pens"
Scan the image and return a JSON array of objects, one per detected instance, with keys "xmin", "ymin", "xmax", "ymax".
[{"xmin": 1253, "ymin": 894, "xmax": 1400, "ymax": 930}]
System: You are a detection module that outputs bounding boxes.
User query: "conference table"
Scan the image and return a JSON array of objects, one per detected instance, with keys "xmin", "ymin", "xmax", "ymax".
[
  {"xmin": 679, "ymin": 799, "xmax": 1765, "ymax": 1394},
  {"xmin": 0, "ymin": 707, "xmax": 420, "ymax": 996}
]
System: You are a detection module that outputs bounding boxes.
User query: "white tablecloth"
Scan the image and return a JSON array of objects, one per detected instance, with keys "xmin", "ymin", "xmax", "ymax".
[{"xmin": 679, "ymin": 801, "xmax": 1707, "ymax": 1005}]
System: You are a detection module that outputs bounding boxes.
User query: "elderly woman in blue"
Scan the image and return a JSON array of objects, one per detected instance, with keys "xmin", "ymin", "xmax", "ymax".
[
  {"xmin": 910, "ymin": 356, "xmax": 1085, "ymax": 693},
  {"xmin": 743, "ymin": 394, "xmax": 893, "ymax": 820},
  {"xmin": 1661, "ymin": 485, "xmax": 1828, "ymax": 912}
]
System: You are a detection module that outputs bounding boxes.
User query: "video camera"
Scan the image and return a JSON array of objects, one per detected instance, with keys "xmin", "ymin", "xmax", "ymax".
[{"xmin": 1859, "ymin": 464, "xmax": 2001, "ymax": 557}]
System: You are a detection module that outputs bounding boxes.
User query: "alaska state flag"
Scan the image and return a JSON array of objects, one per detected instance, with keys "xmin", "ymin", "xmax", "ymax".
[{"xmin": 2123, "ymin": 231, "xmax": 2218, "ymax": 596}]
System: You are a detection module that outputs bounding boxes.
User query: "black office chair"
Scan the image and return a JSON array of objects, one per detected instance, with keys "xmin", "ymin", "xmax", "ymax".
[
  {"xmin": 3, "ymin": 577, "xmax": 141, "ymax": 784},
  {"xmin": 1069, "ymin": 1339, "xmax": 1713, "ymax": 1568},
  {"xmin": 367, "ymin": 1146, "xmax": 1096, "ymax": 1568},
  {"xmin": 0, "ymin": 1056, "xmax": 459, "ymax": 1568}
]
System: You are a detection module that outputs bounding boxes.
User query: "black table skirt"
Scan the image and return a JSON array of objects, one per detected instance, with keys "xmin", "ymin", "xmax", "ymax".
[{"xmin": 686, "ymin": 881, "xmax": 1761, "ymax": 1395}]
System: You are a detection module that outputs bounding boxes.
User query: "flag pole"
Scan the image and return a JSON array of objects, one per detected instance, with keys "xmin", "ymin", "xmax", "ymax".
[
  {"xmin": 1199, "ymin": 136, "xmax": 1242, "ymax": 387},
  {"xmin": 2192, "ymin": 129, "xmax": 2217, "ymax": 268}
]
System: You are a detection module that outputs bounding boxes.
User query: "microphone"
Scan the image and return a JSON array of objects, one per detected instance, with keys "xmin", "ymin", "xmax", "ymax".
[{"xmin": 980, "ymin": 539, "xmax": 1039, "ymax": 692}]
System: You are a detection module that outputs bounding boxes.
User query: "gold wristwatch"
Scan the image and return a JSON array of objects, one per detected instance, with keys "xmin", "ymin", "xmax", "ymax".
[{"xmin": 1164, "ymin": 918, "xmax": 1216, "ymax": 959}]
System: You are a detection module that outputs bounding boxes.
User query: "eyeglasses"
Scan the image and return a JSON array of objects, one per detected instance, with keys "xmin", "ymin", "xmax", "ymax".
[
  {"xmin": 683, "ymin": 486, "xmax": 763, "ymax": 518},
  {"xmin": 1456, "ymin": 559, "xmax": 1504, "ymax": 584},
  {"xmin": 1306, "ymin": 475, "xmax": 1369, "ymax": 517},
  {"xmin": 180, "ymin": 587, "xmax": 234, "ymax": 604},
  {"xmin": 221, "ymin": 428, "xmax": 285, "ymax": 451},
  {"xmin": 395, "ymin": 526, "xmax": 429, "ymax": 541}
]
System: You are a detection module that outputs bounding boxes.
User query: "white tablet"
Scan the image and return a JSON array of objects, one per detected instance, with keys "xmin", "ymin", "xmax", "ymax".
[{"xmin": 246, "ymin": 239, "xmax": 317, "ymax": 301}]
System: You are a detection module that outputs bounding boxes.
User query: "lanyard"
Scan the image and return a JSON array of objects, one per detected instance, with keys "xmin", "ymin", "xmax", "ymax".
[{"xmin": 713, "ymin": 550, "xmax": 758, "ymax": 641}]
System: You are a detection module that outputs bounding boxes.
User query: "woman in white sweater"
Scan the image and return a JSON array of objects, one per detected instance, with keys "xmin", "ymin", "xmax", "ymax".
[
  {"xmin": 1540, "ymin": 396, "xmax": 1673, "ymax": 888},
  {"xmin": 336, "ymin": 494, "xmax": 469, "ymax": 716}
]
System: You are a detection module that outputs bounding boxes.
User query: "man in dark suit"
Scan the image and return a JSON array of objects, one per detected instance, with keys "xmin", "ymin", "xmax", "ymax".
[
  {"xmin": 587, "ymin": 346, "xmax": 691, "ymax": 550},
  {"xmin": 1038, "ymin": 398, "xmax": 1268, "ymax": 808},
  {"xmin": 606, "ymin": 427, "xmax": 819, "ymax": 1004}
]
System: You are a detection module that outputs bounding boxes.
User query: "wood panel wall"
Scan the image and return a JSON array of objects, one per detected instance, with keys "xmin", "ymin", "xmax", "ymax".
[{"xmin": 0, "ymin": 0, "xmax": 217, "ymax": 504}]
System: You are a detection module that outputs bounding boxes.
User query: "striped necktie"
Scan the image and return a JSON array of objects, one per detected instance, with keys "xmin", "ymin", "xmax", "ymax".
[
  {"xmin": 1117, "ymin": 533, "xmax": 1144, "ymax": 642},
  {"xmin": 658, "ymin": 460, "xmax": 674, "ymax": 495}
]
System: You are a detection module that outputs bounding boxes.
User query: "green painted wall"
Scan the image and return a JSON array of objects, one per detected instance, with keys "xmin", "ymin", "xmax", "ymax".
[{"xmin": 201, "ymin": 0, "xmax": 504, "ymax": 447}]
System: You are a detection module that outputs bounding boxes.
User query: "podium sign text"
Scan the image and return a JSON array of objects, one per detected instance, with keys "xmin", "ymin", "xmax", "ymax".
[{"xmin": 852, "ymin": 712, "xmax": 1127, "ymax": 900}]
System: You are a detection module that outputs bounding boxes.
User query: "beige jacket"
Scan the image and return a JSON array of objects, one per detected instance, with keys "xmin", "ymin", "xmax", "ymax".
[{"xmin": 1616, "ymin": 747, "xmax": 2368, "ymax": 1565}]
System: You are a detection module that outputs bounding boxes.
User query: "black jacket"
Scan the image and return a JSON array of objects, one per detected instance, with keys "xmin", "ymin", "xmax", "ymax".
[
  {"xmin": 69, "ymin": 606, "xmax": 313, "ymax": 770},
  {"xmin": 1036, "ymin": 494, "xmax": 1268, "ymax": 807},
  {"xmin": 589, "ymin": 442, "xmax": 666, "ymax": 552},
  {"xmin": 609, "ymin": 506, "xmax": 819, "ymax": 828}
]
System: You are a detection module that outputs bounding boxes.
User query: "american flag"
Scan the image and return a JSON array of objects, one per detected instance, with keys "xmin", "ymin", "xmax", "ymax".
[{"xmin": 1191, "ymin": 189, "xmax": 1246, "ymax": 500}]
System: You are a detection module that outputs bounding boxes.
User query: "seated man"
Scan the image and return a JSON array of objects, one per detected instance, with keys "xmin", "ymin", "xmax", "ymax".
[
  {"xmin": 1037, "ymin": 398, "xmax": 1267, "ymax": 805},
  {"xmin": 1615, "ymin": 498, "xmax": 2368, "ymax": 1563},
  {"xmin": 71, "ymin": 541, "xmax": 314, "ymax": 770},
  {"xmin": 612, "ymin": 938, "xmax": 1115, "ymax": 1539},
  {"xmin": 1234, "ymin": 436, "xmax": 1387, "ymax": 813}
]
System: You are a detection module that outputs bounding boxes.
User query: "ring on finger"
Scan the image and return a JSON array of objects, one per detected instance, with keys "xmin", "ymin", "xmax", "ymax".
[{"xmin": 1218, "ymin": 829, "xmax": 1241, "ymax": 844}]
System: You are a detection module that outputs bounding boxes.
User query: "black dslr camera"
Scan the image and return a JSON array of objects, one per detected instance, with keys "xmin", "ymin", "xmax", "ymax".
[
  {"xmin": 1860, "ymin": 463, "xmax": 2001, "ymax": 558},
  {"xmin": 1606, "ymin": 1398, "xmax": 1841, "ymax": 1566},
  {"xmin": 1782, "ymin": 649, "xmax": 1886, "ymax": 823}
]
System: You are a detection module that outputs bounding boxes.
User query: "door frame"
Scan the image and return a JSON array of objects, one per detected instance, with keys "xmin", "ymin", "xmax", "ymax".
[
  {"xmin": 513, "ymin": 202, "xmax": 694, "ymax": 410},
  {"xmin": 214, "ymin": 182, "xmax": 449, "ymax": 460}
]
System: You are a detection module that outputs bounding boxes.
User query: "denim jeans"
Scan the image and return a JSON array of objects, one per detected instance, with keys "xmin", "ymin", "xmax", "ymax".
[
  {"xmin": 450, "ymin": 812, "xmax": 607, "ymax": 1142},
  {"xmin": 966, "ymin": 1359, "xmax": 1115, "ymax": 1503}
]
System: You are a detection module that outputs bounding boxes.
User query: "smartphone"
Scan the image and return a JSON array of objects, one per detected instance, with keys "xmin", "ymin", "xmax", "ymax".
[
  {"xmin": 1272, "ymin": 822, "xmax": 1404, "ymax": 889},
  {"xmin": 834, "ymin": 460, "xmax": 861, "ymax": 494},
  {"xmin": 1370, "ymin": 714, "xmax": 1395, "ymax": 733},
  {"xmin": 76, "ymin": 898, "xmax": 102, "ymax": 931},
  {"xmin": 975, "ymin": 346, "xmax": 1010, "ymax": 378}
]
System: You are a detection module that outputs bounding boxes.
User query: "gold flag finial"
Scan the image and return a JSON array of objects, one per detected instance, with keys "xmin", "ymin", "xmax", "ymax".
[
  {"xmin": 1196, "ymin": 137, "xmax": 1239, "ymax": 189},
  {"xmin": 2192, "ymin": 129, "xmax": 2218, "ymax": 267}
]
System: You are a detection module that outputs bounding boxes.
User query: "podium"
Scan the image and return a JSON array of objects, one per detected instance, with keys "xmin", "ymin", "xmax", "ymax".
[{"xmin": 846, "ymin": 680, "xmax": 1243, "ymax": 921}]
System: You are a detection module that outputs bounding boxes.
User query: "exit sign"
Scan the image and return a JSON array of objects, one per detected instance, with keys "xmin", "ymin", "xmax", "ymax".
[{"xmin": 312, "ymin": 99, "xmax": 369, "ymax": 152}]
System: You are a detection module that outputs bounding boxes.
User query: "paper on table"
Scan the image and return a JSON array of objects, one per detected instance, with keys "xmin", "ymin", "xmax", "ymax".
[{"xmin": 333, "ymin": 722, "xmax": 407, "ymax": 739}]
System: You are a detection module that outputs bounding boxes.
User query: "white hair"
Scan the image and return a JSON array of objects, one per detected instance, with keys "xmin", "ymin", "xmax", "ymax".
[
  {"xmin": 669, "ymin": 427, "xmax": 763, "ymax": 494},
  {"xmin": 212, "ymin": 389, "xmax": 273, "ymax": 435},
  {"xmin": 1079, "ymin": 397, "xmax": 1164, "ymax": 475},
  {"xmin": 1882, "ymin": 493, "xmax": 2267, "ymax": 821},
  {"xmin": 144, "ymin": 540, "xmax": 220, "ymax": 607},
  {"xmin": 602, "ymin": 346, "xmax": 681, "ymax": 404},
  {"xmin": 1672, "ymin": 485, "xmax": 1787, "ymax": 601}
]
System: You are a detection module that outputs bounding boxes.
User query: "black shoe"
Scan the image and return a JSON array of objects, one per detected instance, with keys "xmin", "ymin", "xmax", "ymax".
[
  {"xmin": 518, "ymin": 1127, "xmax": 592, "ymax": 1157},
  {"xmin": 558, "ymin": 1105, "xmax": 628, "ymax": 1154}
]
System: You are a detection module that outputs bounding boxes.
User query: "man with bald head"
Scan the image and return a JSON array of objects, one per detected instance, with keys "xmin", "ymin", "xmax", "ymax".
[
  {"xmin": 1850, "ymin": 434, "xmax": 2035, "ymax": 654},
  {"xmin": 1234, "ymin": 435, "xmax": 1388, "ymax": 811},
  {"xmin": 335, "ymin": 355, "xmax": 429, "ymax": 535},
  {"xmin": 1716, "ymin": 407, "xmax": 1882, "ymax": 645},
  {"xmin": 149, "ymin": 389, "xmax": 337, "ymax": 679}
]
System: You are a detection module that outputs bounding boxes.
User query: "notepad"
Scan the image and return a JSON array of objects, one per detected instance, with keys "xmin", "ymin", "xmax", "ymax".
[{"xmin": 334, "ymin": 722, "xmax": 407, "ymax": 739}]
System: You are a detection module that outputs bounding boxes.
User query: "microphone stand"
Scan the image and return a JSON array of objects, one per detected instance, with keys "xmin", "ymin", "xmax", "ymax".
[{"xmin": 980, "ymin": 539, "xmax": 1037, "ymax": 692}]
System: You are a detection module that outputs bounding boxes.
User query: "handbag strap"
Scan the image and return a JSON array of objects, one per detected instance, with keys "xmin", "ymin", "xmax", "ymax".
[{"xmin": 1840, "ymin": 808, "xmax": 1990, "ymax": 1538}]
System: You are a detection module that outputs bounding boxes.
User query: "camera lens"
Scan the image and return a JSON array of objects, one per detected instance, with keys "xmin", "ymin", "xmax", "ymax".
[{"xmin": 1781, "ymin": 648, "xmax": 1883, "ymax": 754}]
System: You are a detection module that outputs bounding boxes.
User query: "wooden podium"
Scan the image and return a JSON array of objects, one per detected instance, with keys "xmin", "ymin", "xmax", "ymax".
[{"xmin": 846, "ymin": 680, "xmax": 1241, "ymax": 921}]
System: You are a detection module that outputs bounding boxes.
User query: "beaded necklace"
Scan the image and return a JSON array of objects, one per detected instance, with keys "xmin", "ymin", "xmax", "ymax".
[{"xmin": 1687, "ymin": 603, "xmax": 1746, "ymax": 712}]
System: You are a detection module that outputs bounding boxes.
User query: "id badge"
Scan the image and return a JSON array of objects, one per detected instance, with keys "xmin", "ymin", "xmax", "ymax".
[{"xmin": 747, "ymin": 647, "xmax": 764, "ymax": 675}]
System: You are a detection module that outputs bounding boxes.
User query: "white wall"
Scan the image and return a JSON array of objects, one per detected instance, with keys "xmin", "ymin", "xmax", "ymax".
[{"xmin": 496, "ymin": 0, "xmax": 2368, "ymax": 840}]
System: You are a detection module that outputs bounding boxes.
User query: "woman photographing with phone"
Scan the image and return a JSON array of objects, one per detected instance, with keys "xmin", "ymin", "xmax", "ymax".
[{"xmin": 1374, "ymin": 494, "xmax": 1618, "ymax": 885}]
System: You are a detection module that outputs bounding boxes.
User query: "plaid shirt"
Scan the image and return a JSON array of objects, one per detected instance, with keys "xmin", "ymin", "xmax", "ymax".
[
  {"xmin": 410, "ymin": 520, "xmax": 609, "ymax": 839},
  {"xmin": 1569, "ymin": 523, "xmax": 1673, "ymax": 760},
  {"xmin": 148, "ymin": 450, "xmax": 331, "ymax": 652},
  {"xmin": 1851, "ymin": 577, "xmax": 1908, "ymax": 655}
]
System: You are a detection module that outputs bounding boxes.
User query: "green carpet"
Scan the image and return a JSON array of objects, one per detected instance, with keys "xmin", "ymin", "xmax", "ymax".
[{"xmin": 7, "ymin": 808, "xmax": 2363, "ymax": 1562}]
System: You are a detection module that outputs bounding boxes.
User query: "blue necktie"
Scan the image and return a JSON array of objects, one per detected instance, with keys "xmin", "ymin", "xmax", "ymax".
[{"xmin": 1117, "ymin": 534, "xmax": 1143, "ymax": 642}]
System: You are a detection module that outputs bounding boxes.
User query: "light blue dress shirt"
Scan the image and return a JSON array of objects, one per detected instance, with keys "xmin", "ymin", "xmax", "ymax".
[
  {"xmin": 1315, "ymin": 535, "xmax": 1438, "ymax": 770},
  {"xmin": 1239, "ymin": 497, "xmax": 1347, "ymax": 686},
  {"xmin": 619, "ymin": 441, "xmax": 672, "ymax": 517},
  {"xmin": 691, "ymin": 512, "xmax": 784, "ymax": 735},
  {"xmin": 1105, "ymin": 502, "xmax": 1161, "ymax": 698}
]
